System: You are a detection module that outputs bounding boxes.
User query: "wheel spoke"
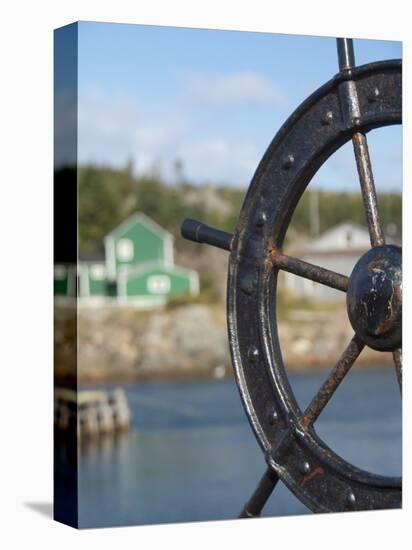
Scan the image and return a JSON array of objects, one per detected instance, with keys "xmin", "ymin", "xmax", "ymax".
[
  {"xmin": 301, "ymin": 335, "xmax": 365, "ymax": 427},
  {"xmin": 271, "ymin": 251, "xmax": 349, "ymax": 292},
  {"xmin": 239, "ymin": 467, "xmax": 279, "ymax": 518},
  {"xmin": 393, "ymin": 348, "xmax": 402, "ymax": 394},
  {"xmin": 181, "ymin": 218, "xmax": 233, "ymax": 251},
  {"xmin": 352, "ymin": 132, "xmax": 385, "ymax": 248}
]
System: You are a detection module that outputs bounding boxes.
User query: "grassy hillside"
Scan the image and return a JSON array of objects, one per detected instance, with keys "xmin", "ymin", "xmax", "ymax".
[{"xmin": 70, "ymin": 163, "xmax": 402, "ymax": 250}]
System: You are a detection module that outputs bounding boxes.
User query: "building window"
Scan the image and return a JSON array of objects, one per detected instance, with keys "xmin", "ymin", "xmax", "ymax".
[
  {"xmin": 54, "ymin": 265, "xmax": 66, "ymax": 280},
  {"xmin": 147, "ymin": 275, "xmax": 171, "ymax": 294},
  {"xmin": 117, "ymin": 239, "xmax": 134, "ymax": 261},
  {"xmin": 90, "ymin": 264, "xmax": 106, "ymax": 280}
]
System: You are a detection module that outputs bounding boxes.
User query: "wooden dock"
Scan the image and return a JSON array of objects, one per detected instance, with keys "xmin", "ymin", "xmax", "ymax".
[{"xmin": 54, "ymin": 387, "xmax": 131, "ymax": 438}]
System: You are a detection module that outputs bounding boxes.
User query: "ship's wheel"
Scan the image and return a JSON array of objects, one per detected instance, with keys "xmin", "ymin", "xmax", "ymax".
[{"xmin": 181, "ymin": 38, "xmax": 402, "ymax": 515}]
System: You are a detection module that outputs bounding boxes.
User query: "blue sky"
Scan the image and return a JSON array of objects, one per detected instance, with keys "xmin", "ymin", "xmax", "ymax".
[{"xmin": 77, "ymin": 22, "xmax": 402, "ymax": 191}]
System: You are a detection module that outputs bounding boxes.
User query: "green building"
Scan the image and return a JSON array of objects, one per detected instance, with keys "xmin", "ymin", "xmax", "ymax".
[{"xmin": 54, "ymin": 213, "xmax": 199, "ymax": 308}]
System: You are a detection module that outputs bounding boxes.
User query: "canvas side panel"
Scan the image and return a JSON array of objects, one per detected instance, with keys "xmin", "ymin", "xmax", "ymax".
[{"xmin": 53, "ymin": 22, "xmax": 79, "ymax": 529}]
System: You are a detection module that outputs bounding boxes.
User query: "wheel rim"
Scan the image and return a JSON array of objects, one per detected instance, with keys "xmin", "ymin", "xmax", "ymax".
[{"xmin": 228, "ymin": 60, "xmax": 402, "ymax": 512}]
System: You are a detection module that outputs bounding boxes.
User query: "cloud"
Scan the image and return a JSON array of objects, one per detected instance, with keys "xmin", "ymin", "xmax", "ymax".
[
  {"xmin": 76, "ymin": 86, "xmax": 400, "ymax": 191},
  {"xmin": 186, "ymin": 71, "xmax": 286, "ymax": 107},
  {"xmin": 76, "ymin": 87, "xmax": 263, "ymax": 185},
  {"xmin": 78, "ymin": 88, "xmax": 188, "ymax": 174},
  {"xmin": 178, "ymin": 138, "xmax": 260, "ymax": 184}
]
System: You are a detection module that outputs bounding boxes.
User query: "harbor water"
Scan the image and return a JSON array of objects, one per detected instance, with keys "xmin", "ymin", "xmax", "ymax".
[{"xmin": 74, "ymin": 367, "xmax": 401, "ymax": 528}]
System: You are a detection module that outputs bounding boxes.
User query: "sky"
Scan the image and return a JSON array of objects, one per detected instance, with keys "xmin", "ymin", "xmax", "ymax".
[{"xmin": 75, "ymin": 22, "xmax": 402, "ymax": 191}]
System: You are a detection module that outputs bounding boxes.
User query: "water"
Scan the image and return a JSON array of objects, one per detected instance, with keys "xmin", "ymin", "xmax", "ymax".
[{"xmin": 75, "ymin": 368, "xmax": 401, "ymax": 528}]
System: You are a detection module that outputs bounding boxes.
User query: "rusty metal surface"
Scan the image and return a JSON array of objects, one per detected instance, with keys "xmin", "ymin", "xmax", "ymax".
[
  {"xmin": 301, "ymin": 335, "xmax": 365, "ymax": 427},
  {"xmin": 181, "ymin": 38, "xmax": 402, "ymax": 517},
  {"xmin": 346, "ymin": 245, "xmax": 402, "ymax": 351},
  {"xmin": 337, "ymin": 37, "xmax": 355, "ymax": 71},
  {"xmin": 238, "ymin": 467, "xmax": 279, "ymax": 518},
  {"xmin": 352, "ymin": 133, "xmax": 386, "ymax": 247},
  {"xmin": 271, "ymin": 250, "xmax": 349, "ymax": 292},
  {"xmin": 181, "ymin": 218, "xmax": 233, "ymax": 251}
]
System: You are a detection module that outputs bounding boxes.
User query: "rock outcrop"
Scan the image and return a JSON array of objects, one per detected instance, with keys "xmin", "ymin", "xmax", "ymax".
[{"xmin": 54, "ymin": 303, "xmax": 392, "ymax": 383}]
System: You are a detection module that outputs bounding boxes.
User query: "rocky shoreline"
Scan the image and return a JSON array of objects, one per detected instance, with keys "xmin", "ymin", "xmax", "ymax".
[{"xmin": 54, "ymin": 304, "xmax": 393, "ymax": 383}]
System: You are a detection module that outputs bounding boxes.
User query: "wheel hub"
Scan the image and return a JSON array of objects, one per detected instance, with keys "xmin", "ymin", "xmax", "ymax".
[{"xmin": 346, "ymin": 245, "xmax": 402, "ymax": 351}]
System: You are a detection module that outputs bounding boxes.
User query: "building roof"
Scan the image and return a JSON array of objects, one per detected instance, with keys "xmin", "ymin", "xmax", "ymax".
[
  {"xmin": 104, "ymin": 212, "xmax": 173, "ymax": 241},
  {"xmin": 290, "ymin": 221, "xmax": 401, "ymax": 258},
  {"xmin": 305, "ymin": 222, "xmax": 370, "ymax": 252}
]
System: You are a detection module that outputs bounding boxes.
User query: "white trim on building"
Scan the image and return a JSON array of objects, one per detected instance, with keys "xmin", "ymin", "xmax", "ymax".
[
  {"xmin": 189, "ymin": 270, "xmax": 200, "ymax": 296},
  {"xmin": 79, "ymin": 264, "xmax": 90, "ymax": 298},
  {"xmin": 163, "ymin": 233, "xmax": 174, "ymax": 266},
  {"xmin": 105, "ymin": 212, "xmax": 173, "ymax": 241},
  {"xmin": 104, "ymin": 235, "xmax": 117, "ymax": 280},
  {"xmin": 116, "ymin": 266, "xmax": 129, "ymax": 306}
]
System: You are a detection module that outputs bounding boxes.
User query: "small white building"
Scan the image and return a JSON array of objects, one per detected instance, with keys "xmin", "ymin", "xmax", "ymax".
[{"xmin": 283, "ymin": 222, "xmax": 372, "ymax": 301}]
